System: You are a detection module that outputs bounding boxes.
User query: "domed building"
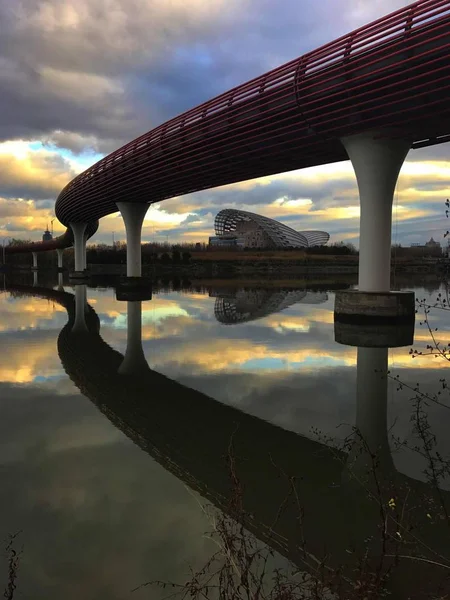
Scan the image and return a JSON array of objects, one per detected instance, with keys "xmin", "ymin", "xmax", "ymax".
[{"xmin": 209, "ymin": 209, "xmax": 329, "ymax": 249}]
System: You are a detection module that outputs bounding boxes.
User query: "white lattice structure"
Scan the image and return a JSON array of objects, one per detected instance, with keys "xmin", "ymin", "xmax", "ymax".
[
  {"xmin": 214, "ymin": 288, "xmax": 328, "ymax": 324},
  {"xmin": 213, "ymin": 209, "xmax": 329, "ymax": 249}
]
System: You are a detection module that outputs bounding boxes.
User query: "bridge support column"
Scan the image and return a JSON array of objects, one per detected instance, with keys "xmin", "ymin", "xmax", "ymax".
[
  {"xmin": 32, "ymin": 251, "xmax": 38, "ymax": 270},
  {"xmin": 56, "ymin": 248, "xmax": 64, "ymax": 270},
  {"xmin": 118, "ymin": 301, "xmax": 150, "ymax": 375},
  {"xmin": 70, "ymin": 222, "xmax": 88, "ymax": 279},
  {"xmin": 116, "ymin": 202, "xmax": 149, "ymax": 277},
  {"xmin": 72, "ymin": 284, "xmax": 88, "ymax": 334},
  {"xmin": 335, "ymin": 130, "xmax": 414, "ymax": 321}
]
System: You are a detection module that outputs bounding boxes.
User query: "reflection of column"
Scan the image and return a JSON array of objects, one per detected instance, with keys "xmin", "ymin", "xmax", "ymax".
[
  {"xmin": 33, "ymin": 270, "xmax": 38, "ymax": 287},
  {"xmin": 346, "ymin": 347, "xmax": 394, "ymax": 479},
  {"xmin": 72, "ymin": 284, "xmax": 88, "ymax": 333},
  {"xmin": 118, "ymin": 301, "xmax": 150, "ymax": 374},
  {"xmin": 57, "ymin": 271, "xmax": 64, "ymax": 291},
  {"xmin": 32, "ymin": 251, "xmax": 38, "ymax": 270},
  {"xmin": 56, "ymin": 248, "xmax": 64, "ymax": 270}
]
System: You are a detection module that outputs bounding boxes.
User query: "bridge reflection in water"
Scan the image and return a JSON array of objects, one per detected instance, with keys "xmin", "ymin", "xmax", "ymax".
[{"xmin": 7, "ymin": 284, "xmax": 449, "ymax": 599}]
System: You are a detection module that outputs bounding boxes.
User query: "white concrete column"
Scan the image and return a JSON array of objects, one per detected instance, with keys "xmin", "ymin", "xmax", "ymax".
[
  {"xmin": 57, "ymin": 271, "xmax": 64, "ymax": 291},
  {"xmin": 341, "ymin": 131, "xmax": 410, "ymax": 292},
  {"xmin": 83, "ymin": 229, "xmax": 90, "ymax": 269},
  {"xmin": 32, "ymin": 251, "xmax": 38, "ymax": 270},
  {"xmin": 33, "ymin": 270, "xmax": 38, "ymax": 287},
  {"xmin": 72, "ymin": 284, "xmax": 88, "ymax": 333},
  {"xmin": 118, "ymin": 301, "xmax": 150, "ymax": 374},
  {"xmin": 56, "ymin": 248, "xmax": 64, "ymax": 270},
  {"xmin": 70, "ymin": 222, "xmax": 87, "ymax": 272},
  {"xmin": 116, "ymin": 202, "xmax": 150, "ymax": 277}
]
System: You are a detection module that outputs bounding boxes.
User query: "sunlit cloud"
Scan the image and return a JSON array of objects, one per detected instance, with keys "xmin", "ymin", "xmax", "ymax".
[
  {"xmin": 0, "ymin": 294, "xmax": 66, "ymax": 331},
  {"xmin": 144, "ymin": 205, "xmax": 194, "ymax": 226},
  {"xmin": 0, "ymin": 140, "xmax": 76, "ymax": 200},
  {"xmin": 0, "ymin": 337, "xmax": 63, "ymax": 383}
]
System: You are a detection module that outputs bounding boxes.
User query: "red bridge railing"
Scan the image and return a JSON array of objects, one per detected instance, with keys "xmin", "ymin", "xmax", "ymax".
[{"xmin": 56, "ymin": 0, "xmax": 450, "ymax": 223}]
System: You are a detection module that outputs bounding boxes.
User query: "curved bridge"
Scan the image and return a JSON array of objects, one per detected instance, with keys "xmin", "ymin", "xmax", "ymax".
[
  {"xmin": 2, "ymin": 221, "xmax": 99, "ymax": 274},
  {"xmin": 55, "ymin": 0, "xmax": 450, "ymax": 225},
  {"xmin": 49, "ymin": 0, "xmax": 450, "ymax": 292},
  {"xmin": 3, "ymin": 222, "xmax": 99, "ymax": 256},
  {"xmin": 2, "ymin": 283, "xmax": 448, "ymax": 597},
  {"xmin": 3, "ymin": 3, "xmax": 450, "ymax": 288}
]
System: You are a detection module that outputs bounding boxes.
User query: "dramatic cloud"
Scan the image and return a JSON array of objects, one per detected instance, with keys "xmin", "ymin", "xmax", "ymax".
[
  {"xmin": 0, "ymin": 141, "xmax": 76, "ymax": 199},
  {"xmin": 0, "ymin": 197, "xmax": 63, "ymax": 237},
  {"xmin": 0, "ymin": 0, "xmax": 415, "ymax": 149},
  {"xmin": 0, "ymin": 0, "xmax": 242, "ymax": 147},
  {"xmin": 43, "ymin": 131, "xmax": 115, "ymax": 155}
]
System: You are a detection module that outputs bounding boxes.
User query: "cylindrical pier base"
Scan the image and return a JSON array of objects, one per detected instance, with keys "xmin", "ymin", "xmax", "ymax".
[
  {"xmin": 334, "ymin": 290, "xmax": 415, "ymax": 323},
  {"xmin": 116, "ymin": 277, "xmax": 152, "ymax": 302},
  {"xmin": 69, "ymin": 271, "xmax": 89, "ymax": 281},
  {"xmin": 334, "ymin": 314, "xmax": 414, "ymax": 347}
]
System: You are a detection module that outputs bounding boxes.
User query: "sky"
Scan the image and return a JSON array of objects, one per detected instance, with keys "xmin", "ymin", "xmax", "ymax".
[{"xmin": 0, "ymin": 0, "xmax": 449, "ymax": 248}]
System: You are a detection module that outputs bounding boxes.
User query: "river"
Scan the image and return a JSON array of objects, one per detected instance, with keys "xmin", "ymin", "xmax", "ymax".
[{"xmin": 0, "ymin": 274, "xmax": 448, "ymax": 599}]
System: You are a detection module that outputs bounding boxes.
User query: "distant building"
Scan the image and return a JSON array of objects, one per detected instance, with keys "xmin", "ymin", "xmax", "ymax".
[
  {"xmin": 400, "ymin": 237, "xmax": 442, "ymax": 258},
  {"xmin": 209, "ymin": 209, "xmax": 329, "ymax": 249},
  {"xmin": 42, "ymin": 224, "xmax": 53, "ymax": 242},
  {"xmin": 410, "ymin": 237, "xmax": 441, "ymax": 249},
  {"xmin": 208, "ymin": 232, "xmax": 245, "ymax": 248}
]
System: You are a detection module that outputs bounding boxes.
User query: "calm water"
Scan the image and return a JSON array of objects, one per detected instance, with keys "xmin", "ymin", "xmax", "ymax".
[{"xmin": 0, "ymin": 274, "xmax": 449, "ymax": 598}]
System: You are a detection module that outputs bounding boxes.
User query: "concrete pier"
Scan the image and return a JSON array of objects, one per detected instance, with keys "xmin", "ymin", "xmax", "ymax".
[
  {"xmin": 116, "ymin": 202, "xmax": 149, "ymax": 278},
  {"xmin": 336, "ymin": 130, "xmax": 415, "ymax": 321},
  {"xmin": 115, "ymin": 202, "xmax": 152, "ymax": 299},
  {"xmin": 70, "ymin": 222, "xmax": 88, "ymax": 280},
  {"xmin": 56, "ymin": 248, "xmax": 64, "ymax": 270},
  {"xmin": 334, "ymin": 290, "xmax": 415, "ymax": 325}
]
